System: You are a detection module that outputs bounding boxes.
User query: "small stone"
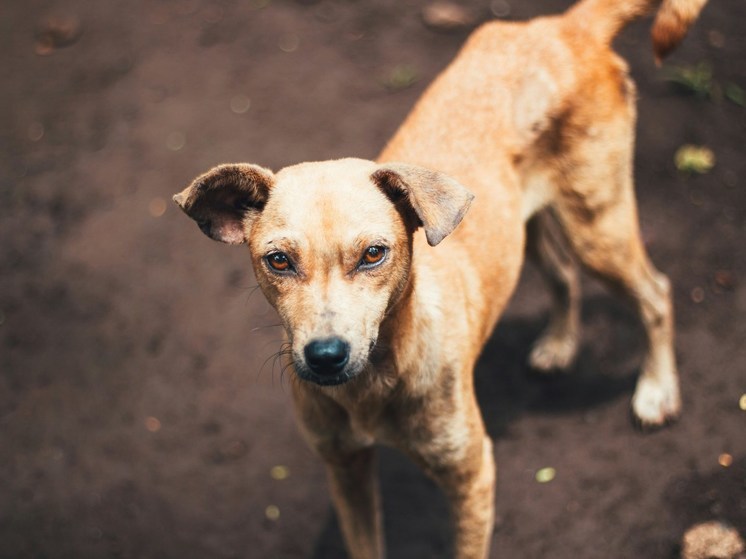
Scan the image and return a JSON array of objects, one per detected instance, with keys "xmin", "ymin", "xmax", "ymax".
[
  {"xmin": 144, "ymin": 417, "xmax": 162, "ymax": 432},
  {"xmin": 166, "ymin": 132, "xmax": 186, "ymax": 151},
  {"xmin": 714, "ymin": 270, "xmax": 735, "ymax": 290},
  {"xmin": 149, "ymin": 197, "xmax": 167, "ymax": 217},
  {"xmin": 422, "ymin": 2, "xmax": 476, "ymax": 30},
  {"xmin": 723, "ymin": 170, "xmax": 737, "ymax": 188},
  {"xmin": 718, "ymin": 453, "xmax": 733, "ymax": 468},
  {"xmin": 739, "ymin": 394, "xmax": 746, "ymax": 411},
  {"xmin": 314, "ymin": 3, "xmax": 338, "ymax": 23},
  {"xmin": 707, "ymin": 30, "xmax": 725, "ymax": 48},
  {"xmin": 688, "ymin": 189, "xmax": 705, "ymax": 207},
  {"xmin": 230, "ymin": 95, "xmax": 251, "ymax": 114},
  {"xmin": 28, "ymin": 122, "xmax": 44, "ymax": 142},
  {"xmin": 490, "ymin": 0, "xmax": 511, "ymax": 18},
  {"xmin": 278, "ymin": 33, "xmax": 299, "ymax": 53},
  {"xmin": 681, "ymin": 521, "xmax": 744, "ymax": 559},
  {"xmin": 35, "ymin": 15, "xmax": 82, "ymax": 56},
  {"xmin": 690, "ymin": 287, "xmax": 705, "ymax": 303}
]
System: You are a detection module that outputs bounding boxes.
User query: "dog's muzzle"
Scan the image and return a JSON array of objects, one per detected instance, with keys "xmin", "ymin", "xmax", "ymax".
[{"xmin": 298, "ymin": 337, "xmax": 352, "ymax": 386}]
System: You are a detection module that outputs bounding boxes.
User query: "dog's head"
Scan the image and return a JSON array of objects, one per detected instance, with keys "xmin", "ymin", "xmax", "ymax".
[{"xmin": 174, "ymin": 158, "xmax": 473, "ymax": 386}]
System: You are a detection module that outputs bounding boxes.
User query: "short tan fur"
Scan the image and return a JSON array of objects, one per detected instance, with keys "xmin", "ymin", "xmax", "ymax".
[{"xmin": 174, "ymin": 0, "xmax": 708, "ymax": 556}]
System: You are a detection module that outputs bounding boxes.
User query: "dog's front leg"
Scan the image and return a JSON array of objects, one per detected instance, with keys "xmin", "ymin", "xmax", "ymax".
[
  {"xmin": 324, "ymin": 447, "xmax": 385, "ymax": 559},
  {"xmin": 404, "ymin": 404, "xmax": 496, "ymax": 559},
  {"xmin": 293, "ymin": 386, "xmax": 384, "ymax": 559},
  {"xmin": 443, "ymin": 434, "xmax": 496, "ymax": 559}
]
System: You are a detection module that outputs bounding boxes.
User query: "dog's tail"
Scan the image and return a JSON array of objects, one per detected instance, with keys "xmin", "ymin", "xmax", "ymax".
[{"xmin": 568, "ymin": 0, "xmax": 708, "ymax": 62}]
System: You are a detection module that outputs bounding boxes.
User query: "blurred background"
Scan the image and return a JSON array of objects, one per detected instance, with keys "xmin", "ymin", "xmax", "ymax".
[{"xmin": 0, "ymin": 0, "xmax": 744, "ymax": 557}]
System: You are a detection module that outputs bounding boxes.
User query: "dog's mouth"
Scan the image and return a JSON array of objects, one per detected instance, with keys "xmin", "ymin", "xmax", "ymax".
[{"xmin": 293, "ymin": 363, "xmax": 360, "ymax": 387}]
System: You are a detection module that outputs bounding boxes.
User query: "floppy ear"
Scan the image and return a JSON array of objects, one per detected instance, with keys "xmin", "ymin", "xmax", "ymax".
[
  {"xmin": 173, "ymin": 163, "xmax": 274, "ymax": 244},
  {"xmin": 371, "ymin": 163, "xmax": 475, "ymax": 246}
]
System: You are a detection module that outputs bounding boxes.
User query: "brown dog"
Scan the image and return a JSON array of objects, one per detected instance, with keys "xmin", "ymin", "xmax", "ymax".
[{"xmin": 174, "ymin": 0, "xmax": 707, "ymax": 556}]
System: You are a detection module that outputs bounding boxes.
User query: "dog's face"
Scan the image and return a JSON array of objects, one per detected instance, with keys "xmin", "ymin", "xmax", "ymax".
[
  {"xmin": 249, "ymin": 159, "xmax": 416, "ymax": 386},
  {"xmin": 174, "ymin": 158, "xmax": 473, "ymax": 386}
]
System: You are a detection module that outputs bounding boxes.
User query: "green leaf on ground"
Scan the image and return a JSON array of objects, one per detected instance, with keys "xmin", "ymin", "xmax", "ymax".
[
  {"xmin": 382, "ymin": 65, "xmax": 420, "ymax": 91},
  {"xmin": 725, "ymin": 82, "xmax": 746, "ymax": 107},
  {"xmin": 674, "ymin": 145, "xmax": 715, "ymax": 174}
]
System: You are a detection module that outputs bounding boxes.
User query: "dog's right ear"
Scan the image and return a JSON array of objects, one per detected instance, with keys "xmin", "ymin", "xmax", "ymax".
[{"xmin": 173, "ymin": 163, "xmax": 274, "ymax": 244}]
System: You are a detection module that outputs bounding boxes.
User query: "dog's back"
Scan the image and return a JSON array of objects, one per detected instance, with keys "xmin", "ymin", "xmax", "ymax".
[
  {"xmin": 380, "ymin": 0, "xmax": 709, "ymax": 198},
  {"xmin": 378, "ymin": 0, "xmax": 709, "ymax": 342}
]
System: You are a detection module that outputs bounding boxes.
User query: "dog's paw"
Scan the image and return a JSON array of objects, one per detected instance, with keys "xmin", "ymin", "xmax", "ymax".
[
  {"xmin": 631, "ymin": 375, "xmax": 681, "ymax": 430},
  {"xmin": 528, "ymin": 334, "xmax": 578, "ymax": 372}
]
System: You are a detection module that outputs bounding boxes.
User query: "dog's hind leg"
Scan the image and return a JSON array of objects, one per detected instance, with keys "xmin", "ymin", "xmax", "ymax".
[
  {"xmin": 551, "ymin": 130, "xmax": 680, "ymax": 428},
  {"xmin": 526, "ymin": 209, "xmax": 581, "ymax": 372},
  {"xmin": 561, "ymin": 205, "xmax": 678, "ymax": 428}
]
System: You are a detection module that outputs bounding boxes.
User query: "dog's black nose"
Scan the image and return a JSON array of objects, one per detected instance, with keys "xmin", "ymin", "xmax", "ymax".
[{"xmin": 304, "ymin": 337, "xmax": 350, "ymax": 376}]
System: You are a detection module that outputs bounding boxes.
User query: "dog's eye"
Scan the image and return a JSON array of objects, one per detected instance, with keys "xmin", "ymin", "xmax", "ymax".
[
  {"xmin": 266, "ymin": 252, "xmax": 292, "ymax": 273},
  {"xmin": 359, "ymin": 246, "xmax": 387, "ymax": 269}
]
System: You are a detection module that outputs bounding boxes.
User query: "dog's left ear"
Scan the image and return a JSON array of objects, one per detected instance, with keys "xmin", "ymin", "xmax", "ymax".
[
  {"xmin": 173, "ymin": 163, "xmax": 275, "ymax": 244},
  {"xmin": 371, "ymin": 163, "xmax": 475, "ymax": 246}
]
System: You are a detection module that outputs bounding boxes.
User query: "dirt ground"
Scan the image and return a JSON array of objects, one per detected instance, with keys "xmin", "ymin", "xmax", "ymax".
[{"xmin": 1, "ymin": 0, "xmax": 744, "ymax": 558}]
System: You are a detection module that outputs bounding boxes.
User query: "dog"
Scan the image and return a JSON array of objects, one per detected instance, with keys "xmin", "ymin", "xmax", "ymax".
[{"xmin": 173, "ymin": 0, "xmax": 708, "ymax": 556}]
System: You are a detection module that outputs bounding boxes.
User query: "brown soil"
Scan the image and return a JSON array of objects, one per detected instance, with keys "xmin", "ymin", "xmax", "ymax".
[{"xmin": 1, "ymin": 1, "xmax": 744, "ymax": 558}]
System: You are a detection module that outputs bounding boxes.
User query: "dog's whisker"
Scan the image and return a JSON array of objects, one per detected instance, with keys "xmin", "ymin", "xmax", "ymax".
[
  {"xmin": 242, "ymin": 284, "xmax": 264, "ymax": 306},
  {"xmin": 256, "ymin": 344, "xmax": 292, "ymax": 383},
  {"xmin": 278, "ymin": 357, "xmax": 297, "ymax": 391},
  {"xmin": 257, "ymin": 338, "xmax": 286, "ymax": 351},
  {"xmin": 250, "ymin": 323, "xmax": 284, "ymax": 333}
]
